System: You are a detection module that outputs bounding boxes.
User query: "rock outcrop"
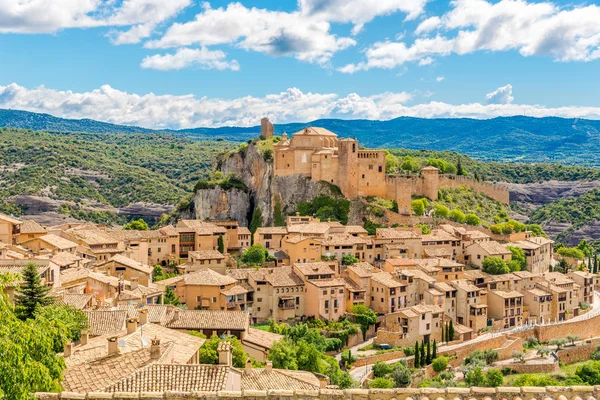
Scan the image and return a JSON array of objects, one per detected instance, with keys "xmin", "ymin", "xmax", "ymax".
[{"xmin": 186, "ymin": 142, "xmax": 339, "ymax": 227}]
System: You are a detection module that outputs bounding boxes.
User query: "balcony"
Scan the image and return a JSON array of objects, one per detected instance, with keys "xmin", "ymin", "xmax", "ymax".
[{"xmin": 278, "ymin": 302, "xmax": 295, "ymax": 310}]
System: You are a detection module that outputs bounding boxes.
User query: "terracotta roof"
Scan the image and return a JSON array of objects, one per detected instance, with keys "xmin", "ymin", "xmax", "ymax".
[
  {"xmin": 104, "ymin": 364, "xmax": 231, "ymax": 393},
  {"xmin": 50, "ymin": 252, "xmax": 83, "ymax": 267},
  {"xmin": 294, "ymin": 262, "xmax": 335, "ymax": 276},
  {"xmin": 118, "ymin": 304, "xmax": 171, "ymax": 325},
  {"xmin": 347, "ymin": 262, "xmax": 379, "ymax": 278},
  {"xmin": 60, "ymin": 267, "xmax": 91, "ymax": 285},
  {"xmin": 293, "ymin": 126, "xmax": 337, "ymax": 137},
  {"xmin": 165, "ymin": 310, "xmax": 249, "ymax": 331},
  {"xmin": 451, "ymin": 279, "xmax": 481, "ymax": 292},
  {"xmin": 85, "ymin": 310, "xmax": 127, "ymax": 336},
  {"xmin": 62, "ymin": 343, "xmax": 171, "ymax": 393},
  {"xmin": 189, "ymin": 250, "xmax": 226, "ymax": 260},
  {"xmin": 227, "ymin": 268, "xmax": 252, "ymax": 281},
  {"xmin": 527, "ymin": 288, "xmax": 552, "ymax": 297},
  {"xmin": 489, "ymin": 290, "xmax": 524, "ymax": 299},
  {"xmin": 543, "ymin": 272, "xmax": 575, "ymax": 285},
  {"xmin": 528, "ymin": 236, "xmax": 553, "ymax": 246},
  {"xmin": 287, "ymin": 223, "xmax": 332, "ymax": 235},
  {"xmin": 221, "ymin": 285, "xmax": 249, "ymax": 296},
  {"xmin": 176, "ymin": 220, "xmax": 227, "ymax": 235},
  {"xmin": 159, "ymin": 225, "xmax": 179, "ymax": 236},
  {"xmin": 183, "ymin": 269, "xmax": 237, "ymax": 286},
  {"xmin": 344, "ymin": 225, "xmax": 368, "ymax": 234},
  {"xmin": 308, "ymin": 278, "xmax": 346, "ymax": 288},
  {"xmin": 0, "ymin": 212, "xmax": 22, "ymax": 225},
  {"xmin": 36, "ymin": 234, "xmax": 78, "ymax": 249},
  {"xmin": 109, "ymin": 254, "xmax": 152, "ymax": 274},
  {"xmin": 371, "ymin": 271, "xmax": 402, "ymax": 288},
  {"xmin": 68, "ymin": 228, "xmax": 118, "ymax": 245},
  {"xmin": 238, "ymin": 227, "xmax": 252, "ymax": 235},
  {"xmin": 262, "ymin": 266, "xmax": 305, "ymax": 287},
  {"xmin": 242, "ymin": 368, "xmax": 320, "ymax": 391},
  {"xmin": 466, "ymin": 230, "xmax": 491, "ymax": 240},
  {"xmin": 423, "ymin": 247, "xmax": 453, "ymax": 257},
  {"xmin": 477, "ymin": 241, "xmax": 511, "ymax": 255},
  {"xmin": 376, "ymin": 228, "xmax": 420, "ymax": 240},
  {"xmin": 19, "ymin": 219, "xmax": 46, "ymax": 234},
  {"xmin": 244, "ymin": 328, "xmax": 283, "ymax": 349},
  {"xmin": 322, "ymin": 233, "xmax": 371, "ymax": 246},
  {"xmin": 422, "ymin": 229, "xmax": 459, "ymax": 242},
  {"xmin": 255, "ymin": 227, "xmax": 288, "ymax": 235},
  {"xmin": 0, "ymin": 259, "xmax": 51, "ymax": 276},
  {"xmin": 57, "ymin": 293, "xmax": 94, "ymax": 310}
]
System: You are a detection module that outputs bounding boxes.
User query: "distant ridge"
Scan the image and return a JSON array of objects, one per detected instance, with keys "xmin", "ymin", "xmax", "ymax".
[{"xmin": 2, "ymin": 108, "xmax": 600, "ymax": 165}]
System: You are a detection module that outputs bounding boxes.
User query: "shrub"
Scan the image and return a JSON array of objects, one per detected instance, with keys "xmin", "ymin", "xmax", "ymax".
[
  {"xmin": 369, "ymin": 378, "xmax": 394, "ymax": 388},
  {"xmin": 448, "ymin": 209, "xmax": 466, "ymax": 223},
  {"xmin": 411, "ymin": 199, "xmax": 426, "ymax": 216},
  {"xmin": 576, "ymin": 361, "xmax": 600, "ymax": 385},
  {"xmin": 432, "ymin": 356, "xmax": 449, "ymax": 372},
  {"xmin": 482, "ymin": 256, "xmax": 510, "ymax": 275},
  {"xmin": 372, "ymin": 361, "xmax": 394, "ymax": 378},
  {"xmin": 392, "ymin": 363, "xmax": 412, "ymax": 387},
  {"xmin": 486, "ymin": 369, "xmax": 504, "ymax": 387},
  {"xmin": 557, "ymin": 247, "xmax": 585, "ymax": 260},
  {"xmin": 432, "ymin": 204, "xmax": 449, "ymax": 218},
  {"xmin": 464, "ymin": 213, "xmax": 481, "ymax": 226}
]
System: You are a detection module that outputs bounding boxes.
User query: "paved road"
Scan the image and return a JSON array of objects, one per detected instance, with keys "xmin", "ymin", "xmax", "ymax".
[
  {"xmin": 349, "ymin": 290, "xmax": 600, "ymax": 384},
  {"xmin": 335, "ymin": 337, "xmax": 375, "ymax": 361}
]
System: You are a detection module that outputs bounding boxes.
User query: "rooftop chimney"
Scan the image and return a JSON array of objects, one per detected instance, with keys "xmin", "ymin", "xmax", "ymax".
[
  {"xmin": 245, "ymin": 358, "xmax": 253, "ymax": 374},
  {"xmin": 265, "ymin": 360, "xmax": 272, "ymax": 373},
  {"xmin": 173, "ymin": 308, "xmax": 180, "ymax": 321},
  {"xmin": 130, "ymin": 277, "xmax": 139, "ymax": 290},
  {"xmin": 217, "ymin": 341, "xmax": 232, "ymax": 366},
  {"xmin": 139, "ymin": 308, "xmax": 148, "ymax": 325},
  {"xmin": 126, "ymin": 318, "xmax": 138, "ymax": 334},
  {"xmin": 80, "ymin": 329, "xmax": 89, "ymax": 345},
  {"xmin": 63, "ymin": 341, "xmax": 73, "ymax": 357},
  {"xmin": 315, "ymin": 373, "xmax": 330, "ymax": 389},
  {"xmin": 107, "ymin": 336, "xmax": 119, "ymax": 356},
  {"xmin": 150, "ymin": 337, "xmax": 161, "ymax": 360}
]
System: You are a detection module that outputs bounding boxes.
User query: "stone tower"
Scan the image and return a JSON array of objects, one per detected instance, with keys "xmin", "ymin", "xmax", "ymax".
[
  {"xmin": 421, "ymin": 166, "xmax": 440, "ymax": 201},
  {"xmin": 260, "ymin": 117, "xmax": 274, "ymax": 139},
  {"xmin": 338, "ymin": 139, "xmax": 359, "ymax": 199}
]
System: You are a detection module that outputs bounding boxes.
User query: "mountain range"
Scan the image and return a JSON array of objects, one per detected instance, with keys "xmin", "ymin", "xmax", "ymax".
[{"xmin": 2, "ymin": 108, "xmax": 600, "ymax": 165}]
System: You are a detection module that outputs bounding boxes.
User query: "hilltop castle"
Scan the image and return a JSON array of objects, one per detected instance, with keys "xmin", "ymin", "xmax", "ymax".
[{"xmin": 265, "ymin": 118, "xmax": 509, "ymax": 213}]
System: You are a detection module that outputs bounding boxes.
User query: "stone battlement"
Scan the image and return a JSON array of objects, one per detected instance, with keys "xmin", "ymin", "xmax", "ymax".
[{"xmin": 36, "ymin": 387, "xmax": 600, "ymax": 400}]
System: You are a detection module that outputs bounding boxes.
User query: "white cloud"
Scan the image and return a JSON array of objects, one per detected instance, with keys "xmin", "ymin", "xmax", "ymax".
[
  {"xmin": 299, "ymin": 0, "xmax": 428, "ymax": 34},
  {"xmin": 2, "ymin": 83, "xmax": 600, "ymax": 130},
  {"xmin": 436, "ymin": 76, "xmax": 444, "ymax": 82},
  {"xmin": 141, "ymin": 47, "xmax": 240, "ymax": 71},
  {"xmin": 415, "ymin": 16, "xmax": 441, "ymax": 35},
  {"xmin": 344, "ymin": 0, "xmax": 600, "ymax": 71},
  {"xmin": 145, "ymin": 3, "xmax": 356, "ymax": 65},
  {"xmin": 0, "ymin": 0, "xmax": 190, "ymax": 38},
  {"xmin": 486, "ymin": 84, "xmax": 514, "ymax": 104}
]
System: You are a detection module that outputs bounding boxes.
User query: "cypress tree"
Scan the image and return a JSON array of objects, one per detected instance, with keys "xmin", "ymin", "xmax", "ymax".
[
  {"xmin": 426, "ymin": 340, "xmax": 432, "ymax": 365},
  {"xmin": 217, "ymin": 234, "xmax": 225, "ymax": 253},
  {"xmin": 445, "ymin": 322, "xmax": 449, "ymax": 342},
  {"xmin": 594, "ymin": 254, "xmax": 598, "ymax": 274},
  {"xmin": 449, "ymin": 320, "xmax": 455, "ymax": 341},
  {"xmin": 414, "ymin": 341, "xmax": 420, "ymax": 368},
  {"xmin": 432, "ymin": 339, "xmax": 437, "ymax": 359},
  {"xmin": 420, "ymin": 340, "xmax": 426, "ymax": 367},
  {"xmin": 14, "ymin": 262, "xmax": 53, "ymax": 320},
  {"xmin": 457, "ymin": 157, "xmax": 464, "ymax": 176},
  {"xmin": 441, "ymin": 323, "xmax": 444, "ymax": 343}
]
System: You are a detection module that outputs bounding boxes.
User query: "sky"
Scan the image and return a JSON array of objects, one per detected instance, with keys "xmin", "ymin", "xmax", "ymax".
[{"xmin": 0, "ymin": 0, "xmax": 600, "ymax": 129}]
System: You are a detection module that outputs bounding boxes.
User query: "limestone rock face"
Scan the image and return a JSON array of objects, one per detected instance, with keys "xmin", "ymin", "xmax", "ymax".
[{"xmin": 190, "ymin": 142, "xmax": 337, "ymax": 227}]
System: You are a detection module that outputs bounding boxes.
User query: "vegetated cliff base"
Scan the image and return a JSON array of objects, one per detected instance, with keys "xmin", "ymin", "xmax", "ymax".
[{"xmin": 180, "ymin": 142, "xmax": 345, "ymax": 227}]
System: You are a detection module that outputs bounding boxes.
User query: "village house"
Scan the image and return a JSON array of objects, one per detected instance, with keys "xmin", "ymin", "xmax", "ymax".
[
  {"xmin": 370, "ymin": 271, "xmax": 406, "ymax": 314},
  {"xmin": 281, "ymin": 235, "xmax": 322, "ymax": 264},
  {"xmin": 570, "ymin": 270, "xmax": 596, "ymax": 306},
  {"xmin": 377, "ymin": 304, "xmax": 444, "ymax": 347},
  {"xmin": 509, "ymin": 236, "xmax": 554, "ymax": 274},
  {"xmin": 178, "ymin": 250, "xmax": 227, "ymax": 274},
  {"xmin": 254, "ymin": 227, "xmax": 288, "ymax": 250},
  {"xmin": 21, "ymin": 233, "xmax": 78, "ymax": 255},
  {"xmin": 0, "ymin": 212, "xmax": 22, "ymax": 245},
  {"xmin": 522, "ymin": 287, "xmax": 553, "ymax": 324},
  {"xmin": 96, "ymin": 254, "xmax": 153, "ymax": 286},
  {"xmin": 421, "ymin": 229, "xmax": 462, "ymax": 260},
  {"xmin": 374, "ymin": 228, "xmax": 422, "ymax": 262},
  {"xmin": 342, "ymin": 262, "xmax": 381, "ymax": 308},
  {"xmin": 16, "ymin": 219, "xmax": 46, "ymax": 243},
  {"xmin": 160, "ymin": 268, "xmax": 238, "ymax": 310},
  {"xmin": 175, "ymin": 220, "xmax": 228, "ymax": 259},
  {"xmin": 449, "ymin": 279, "xmax": 487, "ymax": 332},
  {"xmin": 487, "ymin": 290, "xmax": 525, "ymax": 329},
  {"xmin": 464, "ymin": 240, "xmax": 512, "ymax": 268}
]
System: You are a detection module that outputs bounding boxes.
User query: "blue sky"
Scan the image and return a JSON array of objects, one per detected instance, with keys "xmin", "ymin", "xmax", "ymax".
[{"xmin": 0, "ymin": 0, "xmax": 599, "ymax": 128}]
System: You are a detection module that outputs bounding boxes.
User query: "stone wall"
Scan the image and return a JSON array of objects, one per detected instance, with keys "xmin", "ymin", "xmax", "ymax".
[
  {"xmin": 534, "ymin": 313, "xmax": 600, "ymax": 342},
  {"xmin": 504, "ymin": 360, "xmax": 560, "ymax": 374},
  {"xmin": 557, "ymin": 339, "xmax": 600, "ymax": 365},
  {"xmin": 353, "ymin": 349, "xmax": 407, "ymax": 368},
  {"xmin": 36, "ymin": 386, "xmax": 600, "ymax": 400}
]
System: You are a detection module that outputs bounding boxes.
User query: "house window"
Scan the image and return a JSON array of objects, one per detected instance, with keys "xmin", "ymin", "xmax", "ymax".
[
  {"xmin": 323, "ymin": 290, "xmax": 327, "ymax": 295},
  {"xmin": 212, "ymin": 297, "xmax": 217, "ymax": 303},
  {"xmin": 378, "ymin": 166, "xmax": 383, "ymax": 172},
  {"xmin": 196, "ymin": 296, "xmax": 202, "ymax": 302},
  {"xmin": 324, "ymin": 300, "xmax": 330, "ymax": 309}
]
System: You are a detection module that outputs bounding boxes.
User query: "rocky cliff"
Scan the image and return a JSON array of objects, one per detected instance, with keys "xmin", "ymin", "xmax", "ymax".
[{"xmin": 184, "ymin": 142, "xmax": 340, "ymax": 227}]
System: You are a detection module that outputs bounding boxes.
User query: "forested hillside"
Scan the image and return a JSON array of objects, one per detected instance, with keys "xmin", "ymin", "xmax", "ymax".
[{"xmin": 0, "ymin": 128, "xmax": 233, "ymax": 216}]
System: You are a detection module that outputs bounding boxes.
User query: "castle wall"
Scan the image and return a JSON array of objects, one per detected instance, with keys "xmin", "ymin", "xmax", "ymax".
[
  {"xmin": 438, "ymin": 176, "xmax": 510, "ymax": 204},
  {"xmin": 357, "ymin": 150, "xmax": 387, "ymax": 198}
]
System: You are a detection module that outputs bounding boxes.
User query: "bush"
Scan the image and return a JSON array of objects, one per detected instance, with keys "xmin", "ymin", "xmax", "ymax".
[
  {"xmin": 448, "ymin": 209, "xmax": 466, "ymax": 223},
  {"xmin": 432, "ymin": 356, "xmax": 449, "ymax": 372},
  {"xmin": 482, "ymin": 256, "xmax": 510, "ymax": 275},
  {"xmin": 557, "ymin": 247, "xmax": 585, "ymax": 260},
  {"xmin": 369, "ymin": 378, "xmax": 394, "ymax": 388},
  {"xmin": 411, "ymin": 199, "xmax": 426, "ymax": 216},
  {"xmin": 432, "ymin": 204, "xmax": 449, "ymax": 218},
  {"xmin": 464, "ymin": 213, "xmax": 481, "ymax": 226},
  {"xmin": 392, "ymin": 363, "xmax": 412, "ymax": 387},
  {"xmin": 372, "ymin": 361, "xmax": 394, "ymax": 378},
  {"xmin": 485, "ymin": 369, "xmax": 504, "ymax": 387},
  {"xmin": 576, "ymin": 361, "xmax": 600, "ymax": 385}
]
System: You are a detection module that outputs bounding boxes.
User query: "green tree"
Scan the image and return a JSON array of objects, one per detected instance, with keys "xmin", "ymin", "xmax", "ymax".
[
  {"xmin": 426, "ymin": 340, "xmax": 432, "ymax": 365},
  {"xmin": 199, "ymin": 336, "xmax": 248, "ymax": 368},
  {"xmin": 448, "ymin": 320, "xmax": 455, "ymax": 341},
  {"xmin": 385, "ymin": 151, "xmax": 400, "ymax": 173},
  {"xmin": 217, "ymin": 234, "xmax": 225, "ymax": 253},
  {"xmin": 36, "ymin": 304, "xmax": 88, "ymax": 352},
  {"xmin": 432, "ymin": 204, "xmax": 449, "ymax": 218},
  {"xmin": 273, "ymin": 197, "xmax": 286, "ymax": 227},
  {"xmin": 448, "ymin": 209, "xmax": 466, "ymax": 223},
  {"xmin": 457, "ymin": 157, "xmax": 465, "ymax": 176},
  {"xmin": 249, "ymin": 206, "xmax": 262, "ymax": 235},
  {"xmin": 351, "ymin": 304, "xmax": 377, "ymax": 340},
  {"xmin": 269, "ymin": 338, "xmax": 298, "ymax": 370},
  {"xmin": 420, "ymin": 341, "xmax": 426, "ymax": 367},
  {"xmin": 432, "ymin": 356, "xmax": 449, "ymax": 372},
  {"xmin": 557, "ymin": 247, "xmax": 585, "ymax": 260},
  {"xmin": 507, "ymin": 245, "xmax": 527, "ymax": 270},
  {"xmin": 576, "ymin": 361, "xmax": 600, "ymax": 385},
  {"xmin": 369, "ymin": 378, "xmax": 393, "ymax": 388},
  {"xmin": 411, "ymin": 199, "xmax": 425, "ymax": 216},
  {"xmin": 464, "ymin": 213, "xmax": 480, "ymax": 226},
  {"xmin": 400, "ymin": 156, "xmax": 419, "ymax": 172},
  {"xmin": 567, "ymin": 334, "xmax": 580, "ymax": 346},
  {"xmin": 342, "ymin": 254, "xmax": 359, "ymax": 266},
  {"xmin": 549, "ymin": 337, "xmax": 568, "ymax": 350},
  {"xmin": 123, "ymin": 218, "xmax": 149, "ymax": 230},
  {"xmin": 414, "ymin": 341, "xmax": 420, "ymax": 368},
  {"xmin": 14, "ymin": 262, "xmax": 53, "ymax": 320},
  {"xmin": 432, "ymin": 339, "xmax": 437, "ymax": 359},
  {"xmin": 241, "ymin": 244, "xmax": 268, "ymax": 266},
  {"xmin": 555, "ymin": 258, "xmax": 570, "ymax": 274},
  {"xmin": 465, "ymin": 366, "xmax": 487, "ymax": 386},
  {"xmin": 485, "ymin": 369, "xmax": 504, "ymax": 387},
  {"xmin": 373, "ymin": 361, "xmax": 394, "ymax": 378},
  {"xmin": 164, "ymin": 285, "xmax": 181, "ymax": 306},
  {"xmin": 482, "ymin": 256, "xmax": 510, "ymax": 275},
  {"xmin": 392, "ymin": 362, "xmax": 412, "ymax": 387}
]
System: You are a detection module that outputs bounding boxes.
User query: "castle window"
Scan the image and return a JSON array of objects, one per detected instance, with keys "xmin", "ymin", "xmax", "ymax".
[
  {"xmin": 378, "ymin": 166, "xmax": 383, "ymax": 172},
  {"xmin": 362, "ymin": 174, "xmax": 365, "ymax": 179},
  {"xmin": 352, "ymin": 143, "xmax": 356, "ymax": 152}
]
